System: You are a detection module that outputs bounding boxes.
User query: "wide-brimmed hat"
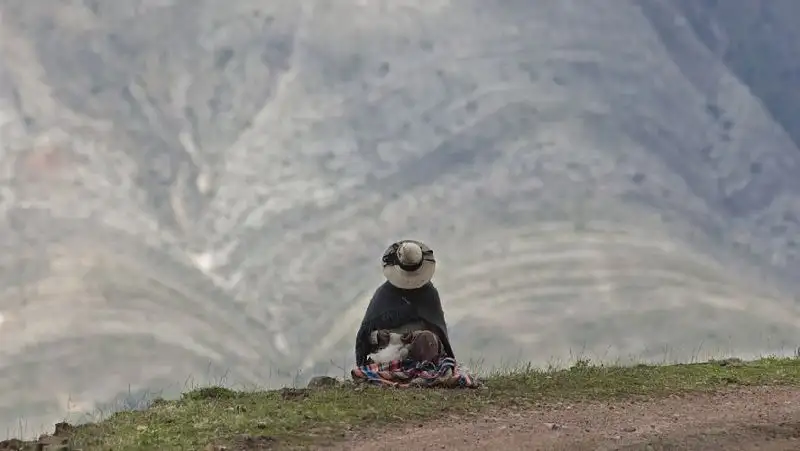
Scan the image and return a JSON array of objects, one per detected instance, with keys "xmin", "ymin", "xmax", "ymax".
[{"xmin": 381, "ymin": 240, "xmax": 436, "ymax": 290}]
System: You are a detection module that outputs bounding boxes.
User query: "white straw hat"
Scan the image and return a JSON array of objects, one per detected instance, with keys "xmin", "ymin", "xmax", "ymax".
[{"xmin": 381, "ymin": 240, "xmax": 436, "ymax": 289}]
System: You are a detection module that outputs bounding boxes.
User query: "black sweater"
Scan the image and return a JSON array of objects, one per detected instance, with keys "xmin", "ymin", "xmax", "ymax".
[{"xmin": 354, "ymin": 281, "xmax": 455, "ymax": 366}]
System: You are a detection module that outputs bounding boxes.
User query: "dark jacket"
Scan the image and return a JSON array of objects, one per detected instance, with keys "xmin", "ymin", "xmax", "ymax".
[{"xmin": 354, "ymin": 281, "xmax": 455, "ymax": 366}]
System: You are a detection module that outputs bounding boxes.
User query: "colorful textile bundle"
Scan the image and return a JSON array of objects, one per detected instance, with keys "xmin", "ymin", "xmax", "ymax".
[{"xmin": 351, "ymin": 357, "xmax": 480, "ymax": 388}]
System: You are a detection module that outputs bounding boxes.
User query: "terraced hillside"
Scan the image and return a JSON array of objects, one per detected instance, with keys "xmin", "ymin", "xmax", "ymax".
[{"xmin": 1, "ymin": 0, "xmax": 800, "ymax": 436}]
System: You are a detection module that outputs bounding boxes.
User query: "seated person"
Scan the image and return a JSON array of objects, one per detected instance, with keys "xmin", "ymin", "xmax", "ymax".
[{"xmin": 354, "ymin": 240, "xmax": 455, "ymax": 366}]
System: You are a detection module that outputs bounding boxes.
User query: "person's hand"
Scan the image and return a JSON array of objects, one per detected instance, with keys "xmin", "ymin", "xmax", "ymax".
[
  {"xmin": 400, "ymin": 331, "xmax": 414, "ymax": 344},
  {"xmin": 370, "ymin": 329, "xmax": 392, "ymax": 347}
]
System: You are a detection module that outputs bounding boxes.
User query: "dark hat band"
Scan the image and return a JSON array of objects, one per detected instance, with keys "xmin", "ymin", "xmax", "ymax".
[{"xmin": 382, "ymin": 240, "xmax": 435, "ymax": 270}]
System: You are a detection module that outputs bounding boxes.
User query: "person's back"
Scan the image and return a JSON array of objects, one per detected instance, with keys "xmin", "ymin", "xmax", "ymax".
[{"xmin": 354, "ymin": 240, "xmax": 455, "ymax": 366}]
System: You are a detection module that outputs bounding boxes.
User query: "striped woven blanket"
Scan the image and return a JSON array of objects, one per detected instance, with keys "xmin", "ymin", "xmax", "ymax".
[{"xmin": 351, "ymin": 357, "xmax": 480, "ymax": 388}]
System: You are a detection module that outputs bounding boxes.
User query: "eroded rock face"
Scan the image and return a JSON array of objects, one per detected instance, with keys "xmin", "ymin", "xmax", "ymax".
[{"xmin": 1, "ymin": 0, "xmax": 800, "ymax": 436}]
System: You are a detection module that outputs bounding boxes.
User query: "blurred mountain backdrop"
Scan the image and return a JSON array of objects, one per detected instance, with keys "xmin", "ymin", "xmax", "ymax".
[{"xmin": 1, "ymin": 0, "xmax": 800, "ymax": 435}]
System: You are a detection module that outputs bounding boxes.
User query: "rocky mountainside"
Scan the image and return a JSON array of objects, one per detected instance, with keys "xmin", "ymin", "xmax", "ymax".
[{"xmin": 1, "ymin": 0, "xmax": 799, "ymax": 435}]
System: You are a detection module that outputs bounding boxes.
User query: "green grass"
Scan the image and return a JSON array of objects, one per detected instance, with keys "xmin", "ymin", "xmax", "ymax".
[{"xmin": 15, "ymin": 357, "xmax": 800, "ymax": 450}]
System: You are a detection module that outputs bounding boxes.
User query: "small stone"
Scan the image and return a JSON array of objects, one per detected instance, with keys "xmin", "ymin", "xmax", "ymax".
[
  {"xmin": 53, "ymin": 422, "xmax": 75, "ymax": 436},
  {"xmin": 544, "ymin": 423, "xmax": 562, "ymax": 430},
  {"xmin": 0, "ymin": 438, "xmax": 24, "ymax": 449},
  {"xmin": 136, "ymin": 425, "xmax": 148, "ymax": 432},
  {"xmin": 623, "ymin": 426, "xmax": 637, "ymax": 433},
  {"xmin": 307, "ymin": 376, "xmax": 340, "ymax": 389}
]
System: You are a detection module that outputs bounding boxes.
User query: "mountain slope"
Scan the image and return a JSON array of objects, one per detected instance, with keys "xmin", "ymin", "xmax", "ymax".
[{"xmin": 1, "ymin": 0, "xmax": 799, "ymax": 435}]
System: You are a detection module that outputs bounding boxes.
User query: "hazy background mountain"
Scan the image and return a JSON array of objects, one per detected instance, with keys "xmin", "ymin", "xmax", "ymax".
[{"xmin": 1, "ymin": 0, "xmax": 800, "ymax": 436}]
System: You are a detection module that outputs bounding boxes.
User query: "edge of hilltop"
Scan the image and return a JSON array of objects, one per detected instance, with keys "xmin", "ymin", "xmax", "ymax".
[{"xmin": 3, "ymin": 356, "xmax": 800, "ymax": 450}]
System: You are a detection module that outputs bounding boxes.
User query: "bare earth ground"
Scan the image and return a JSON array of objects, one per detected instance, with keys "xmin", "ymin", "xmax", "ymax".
[{"xmin": 331, "ymin": 386, "xmax": 800, "ymax": 451}]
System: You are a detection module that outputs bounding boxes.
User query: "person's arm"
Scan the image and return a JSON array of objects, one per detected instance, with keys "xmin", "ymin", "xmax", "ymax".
[
  {"xmin": 432, "ymin": 323, "xmax": 455, "ymax": 359},
  {"xmin": 354, "ymin": 285, "xmax": 384, "ymax": 366},
  {"xmin": 416, "ymin": 284, "xmax": 456, "ymax": 359},
  {"xmin": 354, "ymin": 323, "xmax": 373, "ymax": 366}
]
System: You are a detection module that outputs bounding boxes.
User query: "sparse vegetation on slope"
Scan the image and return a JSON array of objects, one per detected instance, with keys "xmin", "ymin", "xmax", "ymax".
[{"xmin": 3, "ymin": 357, "xmax": 800, "ymax": 450}]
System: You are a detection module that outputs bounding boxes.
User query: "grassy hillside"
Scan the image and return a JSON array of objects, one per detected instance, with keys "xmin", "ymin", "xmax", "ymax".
[{"xmin": 4, "ymin": 357, "xmax": 800, "ymax": 450}]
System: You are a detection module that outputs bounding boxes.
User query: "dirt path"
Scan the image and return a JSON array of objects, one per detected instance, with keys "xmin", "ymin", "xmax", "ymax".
[{"xmin": 327, "ymin": 386, "xmax": 800, "ymax": 450}]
